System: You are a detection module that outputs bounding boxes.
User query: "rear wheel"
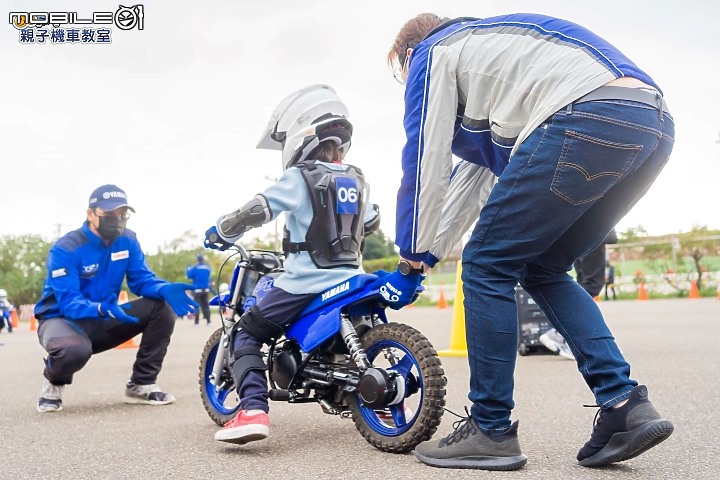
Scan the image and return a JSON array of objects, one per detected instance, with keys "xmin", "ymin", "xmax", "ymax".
[
  {"xmin": 346, "ymin": 322, "xmax": 446, "ymax": 453},
  {"xmin": 199, "ymin": 328, "xmax": 240, "ymax": 425}
]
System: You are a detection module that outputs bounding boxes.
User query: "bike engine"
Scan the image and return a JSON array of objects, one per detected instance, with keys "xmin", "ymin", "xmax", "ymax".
[
  {"xmin": 358, "ymin": 368, "xmax": 401, "ymax": 409},
  {"xmin": 270, "ymin": 347, "xmax": 300, "ymax": 389}
]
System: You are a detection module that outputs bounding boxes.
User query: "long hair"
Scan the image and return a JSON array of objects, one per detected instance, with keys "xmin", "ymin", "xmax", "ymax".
[
  {"xmin": 308, "ymin": 141, "xmax": 345, "ymax": 163},
  {"xmin": 387, "ymin": 13, "xmax": 447, "ymax": 69}
]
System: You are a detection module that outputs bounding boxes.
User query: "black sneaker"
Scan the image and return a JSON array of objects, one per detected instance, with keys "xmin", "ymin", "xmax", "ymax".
[
  {"xmin": 578, "ymin": 385, "xmax": 674, "ymax": 467},
  {"xmin": 414, "ymin": 411, "xmax": 527, "ymax": 471}
]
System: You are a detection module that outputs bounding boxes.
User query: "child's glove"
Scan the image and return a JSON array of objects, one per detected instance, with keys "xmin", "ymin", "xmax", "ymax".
[
  {"xmin": 204, "ymin": 226, "xmax": 232, "ymax": 251},
  {"xmin": 371, "ymin": 269, "xmax": 425, "ymax": 310}
]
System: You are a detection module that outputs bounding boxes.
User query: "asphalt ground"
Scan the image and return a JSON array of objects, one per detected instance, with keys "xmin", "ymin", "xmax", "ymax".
[{"xmin": 1, "ymin": 298, "xmax": 718, "ymax": 480}]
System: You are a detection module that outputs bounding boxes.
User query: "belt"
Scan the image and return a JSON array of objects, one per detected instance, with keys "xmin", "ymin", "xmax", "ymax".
[{"xmin": 574, "ymin": 85, "xmax": 669, "ymax": 114}]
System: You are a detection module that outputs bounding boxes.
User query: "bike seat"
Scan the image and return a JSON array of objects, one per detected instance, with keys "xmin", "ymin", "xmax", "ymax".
[{"xmin": 299, "ymin": 273, "xmax": 378, "ymax": 317}]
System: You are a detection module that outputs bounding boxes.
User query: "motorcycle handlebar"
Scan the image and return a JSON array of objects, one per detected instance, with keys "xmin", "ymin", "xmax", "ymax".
[{"xmin": 207, "ymin": 232, "xmax": 251, "ymax": 260}]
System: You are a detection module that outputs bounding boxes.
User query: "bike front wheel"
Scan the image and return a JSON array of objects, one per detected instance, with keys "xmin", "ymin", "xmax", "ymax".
[
  {"xmin": 346, "ymin": 322, "xmax": 446, "ymax": 453},
  {"xmin": 199, "ymin": 327, "xmax": 241, "ymax": 425}
]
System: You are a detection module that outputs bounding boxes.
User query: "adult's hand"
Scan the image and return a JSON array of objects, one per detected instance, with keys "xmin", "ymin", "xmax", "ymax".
[
  {"xmin": 371, "ymin": 269, "xmax": 425, "ymax": 310},
  {"xmin": 99, "ymin": 294, "xmax": 139, "ymax": 324},
  {"xmin": 159, "ymin": 283, "xmax": 199, "ymax": 316}
]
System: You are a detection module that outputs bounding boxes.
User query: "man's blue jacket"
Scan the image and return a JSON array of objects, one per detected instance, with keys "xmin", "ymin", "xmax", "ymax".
[{"xmin": 35, "ymin": 222, "xmax": 168, "ymax": 321}]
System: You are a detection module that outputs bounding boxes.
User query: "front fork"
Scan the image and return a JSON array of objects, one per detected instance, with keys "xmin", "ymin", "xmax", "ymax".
[{"xmin": 209, "ymin": 330, "xmax": 231, "ymax": 388}]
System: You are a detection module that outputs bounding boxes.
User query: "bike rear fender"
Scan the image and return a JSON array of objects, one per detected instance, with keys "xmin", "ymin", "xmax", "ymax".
[{"xmin": 286, "ymin": 274, "xmax": 387, "ymax": 351}]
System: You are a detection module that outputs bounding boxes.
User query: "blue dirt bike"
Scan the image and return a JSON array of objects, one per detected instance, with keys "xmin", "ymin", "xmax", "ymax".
[{"xmin": 198, "ymin": 239, "xmax": 446, "ymax": 453}]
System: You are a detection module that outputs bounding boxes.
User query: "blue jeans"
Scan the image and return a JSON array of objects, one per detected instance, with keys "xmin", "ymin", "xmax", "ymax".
[{"xmin": 461, "ymin": 98, "xmax": 675, "ymax": 433}]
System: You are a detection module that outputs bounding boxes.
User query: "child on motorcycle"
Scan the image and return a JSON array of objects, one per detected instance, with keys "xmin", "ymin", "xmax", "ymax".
[{"xmin": 204, "ymin": 84, "xmax": 381, "ymax": 445}]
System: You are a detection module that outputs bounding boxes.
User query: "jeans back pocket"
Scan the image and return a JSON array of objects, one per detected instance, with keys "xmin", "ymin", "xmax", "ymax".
[{"xmin": 551, "ymin": 130, "xmax": 642, "ymax": 205}]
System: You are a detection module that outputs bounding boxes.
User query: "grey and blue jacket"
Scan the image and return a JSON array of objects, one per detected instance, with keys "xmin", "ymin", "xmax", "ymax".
[{"xmin": 397, "ymin": 13, "xmax": 660, "ymax": 262}]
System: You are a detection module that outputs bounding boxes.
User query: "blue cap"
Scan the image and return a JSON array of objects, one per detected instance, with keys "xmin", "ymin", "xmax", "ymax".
[{"xmin": 88, "ymin": 184, "xmax": 135, "ymax": 212}]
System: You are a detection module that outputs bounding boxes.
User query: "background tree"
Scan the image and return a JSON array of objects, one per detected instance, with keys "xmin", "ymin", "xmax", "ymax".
[
  {"xmin": 643, "ymin": 240, "xmax": 683, "ymax": 294},
  {"xmin": 678, "ymin": 225, "xmax": 719, "ymax": 290},
  {"xmin": 362, "ymin": 229, "xmax": 397, "ymax": 260},
  {"xmin": 618, "ymin": 225, "xmax": 649, "ymax": 242},
  {"xmin": 0, "ymin": 234, "xmax": 52, "ymax": 305}
]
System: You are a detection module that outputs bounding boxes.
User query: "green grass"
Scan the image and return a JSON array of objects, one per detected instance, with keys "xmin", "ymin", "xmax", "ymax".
[{"xmin": 609, "ymin": 255, "xmax": 720, "ymax": 277}]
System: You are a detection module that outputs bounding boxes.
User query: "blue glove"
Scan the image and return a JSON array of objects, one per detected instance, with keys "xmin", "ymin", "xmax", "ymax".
[
  {"xmin": 99, "ymin": 294, "xmax": 139, "ymax": 324},
  {"xmin": 159, "ymin": 283, "xmax": 199, "ymax": 316},
  {"xmin": 204, "ymin": 226, "xmax": 232, "ymax": 251},
  {"xmin": 372, "ymin": 269, "xmax": 391, "ymax": 278},
  {"xmin": 371, "ymin": 269, "xmax": 425, "ymax": 310}
]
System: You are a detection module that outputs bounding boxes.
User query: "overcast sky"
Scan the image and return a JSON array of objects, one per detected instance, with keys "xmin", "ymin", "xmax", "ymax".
[{"xmin": 2, "ymin": 0, "xmax": 719, "ymax": 252}]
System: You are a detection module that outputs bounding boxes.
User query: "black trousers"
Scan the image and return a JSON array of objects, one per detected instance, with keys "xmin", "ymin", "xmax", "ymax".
[
  {"xmin": 231, "ymin": 287, "xmax": 315, "ymax": 412},
  {"xmin": 193, "ymin": 291, "xmax": 211, "ymax": 324},
  {"xmin": 37, "ymin": 298, "xmax": 175, "ymax": 385},
  {"xmin": 573, "ymin": 243, "xmax": 606, "ymax": 297}
]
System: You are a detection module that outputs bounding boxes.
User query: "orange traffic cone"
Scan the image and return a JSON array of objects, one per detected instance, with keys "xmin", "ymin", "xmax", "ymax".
[
  {"xmin": 10, "ymin": 309, "xmax": 18, "ymax": 328},
  {"xmin": 118, "ymin": 290, "xmax": 129, "ymax": 304},
  {"xmin": 637, "ymin": 283, "xmax": 649, "ymax": 301},
  {"xmin": 689, "ymin": 280, "xmax": 700, "ymax": 299},
  {"xmin": 437, "ymin": 285, "xmax": 448, "ymax": 309},
  {"xmin": 29, "ymin": 313, "xmax": 37, "ymax": 331},
  {"xmin": 115, "ymin": 337, "xmax": 139, "ymax": 349},
  {"xmin": 115, "ymin": 290, "xmax": 139, "ymax": 348},
  {"xmin": 593, "ymin": 295, "xmax": 600, "ymax": 302},
  {"xmin": 438, "ymin": 261, "xmax": 467, "ymax": 357}
]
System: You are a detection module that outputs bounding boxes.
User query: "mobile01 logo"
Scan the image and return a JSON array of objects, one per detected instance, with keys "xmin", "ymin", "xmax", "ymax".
[{"xmin": 9, "ymin": 5, "xmax": 144, "ymax": 45}]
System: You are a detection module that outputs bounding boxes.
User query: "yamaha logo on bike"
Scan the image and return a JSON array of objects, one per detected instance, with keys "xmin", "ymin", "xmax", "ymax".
[
  {"xmin": 9, "ymin": 5, "xmax": 144, "ymax": 45},
  {"xmin": 321, "ymin": 281, "xmax": 349, "ymax": 301}
]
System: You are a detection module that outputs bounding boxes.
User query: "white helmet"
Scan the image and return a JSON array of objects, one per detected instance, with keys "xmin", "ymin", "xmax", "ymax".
[
  {"xmin": 0, "ymin": 289, "xmax": 6, "ymax": 299},
  {"xmin": 256, "ymin": 84, "xmax": 353, "ymax": 170}
]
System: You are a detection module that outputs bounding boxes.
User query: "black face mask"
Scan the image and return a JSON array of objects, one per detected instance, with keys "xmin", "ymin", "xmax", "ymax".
[{"xmin": 97, "ymin": 216, "xmax": 127, "ymax": 243}]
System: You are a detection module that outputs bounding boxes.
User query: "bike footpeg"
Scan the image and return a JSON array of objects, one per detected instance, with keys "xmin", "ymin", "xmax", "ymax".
[{"xmin": 269, "ymin": 389, "xmax": 291, "ymax": 401}]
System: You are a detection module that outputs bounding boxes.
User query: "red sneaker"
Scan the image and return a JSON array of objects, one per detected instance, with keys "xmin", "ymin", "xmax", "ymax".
[{"xmin": 214, "ymin": 410, "xmax": 270, "ymax": 444}]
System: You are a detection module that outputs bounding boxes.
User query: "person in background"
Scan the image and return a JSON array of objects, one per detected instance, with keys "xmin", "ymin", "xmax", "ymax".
[
  {"xmin": 605, "ymin": 260, "xmax": 617, "ymax": 300},
  {"xmin": 386, "ymin": 13, "xmax": 674, "ymax": 470},
  {"xmin": 187, "ymin": 254, "xmax": 213, "ymax": 325},
  {"xmin": 0, "ymin": 289, "xmax": 14, "ymax": 334},
  {"xmin": 33, "ymin": 184, "xmax": 198, "ymax": 413},
  {"xmin": 574, "ymin": 229, "xmax": 618, "ymax": 299}
]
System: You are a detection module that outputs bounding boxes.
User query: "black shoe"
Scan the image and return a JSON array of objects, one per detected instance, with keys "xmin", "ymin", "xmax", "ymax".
[
  {"xmin": 578, "ymin": 385, "xmax": 674, "ymax": 467},
  {"xmin": 414, "ymin": 411, "xmax": 527, "ymax": 471}
]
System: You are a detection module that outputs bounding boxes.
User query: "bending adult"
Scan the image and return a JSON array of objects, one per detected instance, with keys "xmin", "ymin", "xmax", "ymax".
[{"xmin": 385, "ymin": 13, "xmax": 674, "ymax": 470}]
